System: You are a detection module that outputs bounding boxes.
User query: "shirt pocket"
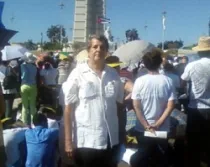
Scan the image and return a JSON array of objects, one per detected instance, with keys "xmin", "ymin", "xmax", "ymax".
[
  {"xmin": 105, "ymin": 81, "xmax": 115, "ymax": 98},
  {"xmin": 80, "ymin": 82, "xmax": 96, "ymax": 99}
]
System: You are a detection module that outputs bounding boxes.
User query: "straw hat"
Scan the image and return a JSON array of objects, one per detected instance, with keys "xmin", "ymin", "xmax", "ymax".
[{"xmin": 193, "ymin": 36, "xmax": 210, "ymax": 51}]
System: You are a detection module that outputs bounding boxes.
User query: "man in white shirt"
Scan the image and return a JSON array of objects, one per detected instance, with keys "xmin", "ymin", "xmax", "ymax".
[
  {"xmin": 0, "ymin": 83, "xmax": 6, "ymax": 167},
  {"xmin": 63, "ymin": 35, "xmax": 124, "ymax": 167},
  {"xmin": 131, "ymin": 49, "xmax": 176, "ymax": 167},
  {"xmin": 181, "ymin": 36, "xmax": 210, "ymax": 167}
]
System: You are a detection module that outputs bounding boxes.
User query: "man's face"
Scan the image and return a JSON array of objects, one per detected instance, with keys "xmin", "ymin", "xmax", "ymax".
[
  {"xmin": 162, "ymin": 57, "xmax": 168, "ymax": 65},
  {"xmin": 182, "ymin": 58, "xmax": 187, "ymax": 64},
  {"xmin": 88, "ymin": 39, "xmax": 107, "ymax": 62}
]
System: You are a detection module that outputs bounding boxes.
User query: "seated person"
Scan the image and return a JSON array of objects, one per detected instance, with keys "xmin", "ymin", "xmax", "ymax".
[
  {"xmin": 39, "ymin": 106, "xmax": 59, "ymax": 129},
  {"xmin": 25, "ymin": 113, "xmax": 59, "ymax": 167},
  {"xmin": 2, "ymin": 118, "xmax": 28, "ymax": 167}
]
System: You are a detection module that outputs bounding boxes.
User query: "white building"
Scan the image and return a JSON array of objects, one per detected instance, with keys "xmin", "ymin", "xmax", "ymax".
[{"xmin": 73, "ymin": 0, "xmax": 106, "ymax": 42}]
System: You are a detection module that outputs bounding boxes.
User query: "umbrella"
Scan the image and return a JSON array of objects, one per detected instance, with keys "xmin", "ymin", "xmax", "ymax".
[
  {"xmin": 0, "ymin": 29, "xmax": 18, "ymax": 47},
  {"xmin": 113, "ymin": 40, "xmax": 155, "ymax": 69},
  {"xmin": 1, "ymin": 45, "xmax": 29, "ymax": 61}
]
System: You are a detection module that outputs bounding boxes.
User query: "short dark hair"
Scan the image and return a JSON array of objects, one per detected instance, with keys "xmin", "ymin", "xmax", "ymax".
[
  {"xmin": 39, "ymin": 106, "xmax": 56, "ymax": 120},
  {"xmin": 2, "ymin": 119, "xmax": 27, "ymax": 130},
  {"xmin": 142, "ymin": 48, "xmax": 163, "ymax": 71},
  {"xmin": 87, "ymin": 34, "xmax": 109, "ymax": 52},
  {"xmin": 33, "ymin": 113, "xmax": 48, "ymax": 127},
  {"xmin": 105, "ymin": 56, "xmax": 120, "ymax": 64},
  {"xmin": 164, "ymin": 63, "xmax": 175, "ymax": 72},
  {"xmin": 182, "ymin": 56, "xmax": 189, "ymax": 62}
]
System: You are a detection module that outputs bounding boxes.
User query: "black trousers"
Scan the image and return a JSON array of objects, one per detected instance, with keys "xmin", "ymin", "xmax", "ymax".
[
  {"xmin": 131, "ymin": 132, "xmax": 168, "ymax": 167},
  {"xmin": 3, "ymin": 94, "xmax": 15, "ymax": 119},
  {"xmin": 73, "ymin": 146, "xmax": 118, "ymax": 167},
  {"xmin": 186, "ymin": 108, "xmax": 210, "ymax": 167},
  {"xmin": 0, "ymin": 145, "xmax": 6, "ymax": 167}
]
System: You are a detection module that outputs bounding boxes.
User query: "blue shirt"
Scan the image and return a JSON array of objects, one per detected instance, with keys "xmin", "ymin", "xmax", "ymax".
[
  {"xmin": 21, "ymin": 63, "xmax": 37, "ymax": 85},
  {"xmin": 25, "ymin": 126, "xmax": 58, "ymax": 167}
]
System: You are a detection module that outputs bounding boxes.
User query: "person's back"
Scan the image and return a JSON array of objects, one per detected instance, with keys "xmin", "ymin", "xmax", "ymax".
[
  {"xmin": 3, "ymin": 121, "xmax": 27, "ymax": 167},
  {"xmin": 40, "ymin": 63, "xmax": 57, "ymax": 86},
  {"xmin": 182, "ymin": 58, "xmax": 210, "ymax": 108},
  {"xmin": 25, "ymin": 113, "xmax": 58, "ymax": 167},
  {"xmin": 57, "ymin": 60, "xmax": 70, "ymax": 85},
  {"xmin": 134, "ymin": 74, "xmax": 174, "ymax": 131},
  {"xmin": 21, "ymin": 63, "xmax": 37, "ymax": 85},
  {"xmin": 165, "ymin": 72, "xmax": 180, "ymax": 89}
]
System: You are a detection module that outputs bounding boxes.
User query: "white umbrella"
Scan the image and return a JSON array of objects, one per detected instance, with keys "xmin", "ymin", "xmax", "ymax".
[
  {"xmin": 1, "ymin": 45, "xmax": 29, "ymax": 61},
  {"xmin": 113, "ymin": 40, "xmax": 155, "ymax": 69}
]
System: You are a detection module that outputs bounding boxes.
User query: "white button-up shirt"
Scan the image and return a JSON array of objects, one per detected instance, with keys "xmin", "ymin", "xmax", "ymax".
[
  {"xmin": 181, "ymin": 58, "xmax": 210, "ymax": 109},
  {"xmin": 63, "ymin": 62, "xmax": 124, "ymax": 149}
]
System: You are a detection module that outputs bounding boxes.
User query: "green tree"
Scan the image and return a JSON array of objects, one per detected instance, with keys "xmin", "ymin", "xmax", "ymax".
[
  {"xmin": 46, "ymin": 25, "xmax": 66, "ymax": 43},
  {"xmin": 157, "ymin": 40, "xmax": 184, "ymax": 50},
  {"xmin": 43, "ymin": 42, "xmax": 62, "ymax": 50},
  {"xmin": 72, "ymin": 41, "xmax": 86, "ymax": 52},
  {"xmin": 125, "ymin": 29, "xmax": 139, "ymax": 42},
  {"xmin": 183, "ymin": 44, "xmax": 197, "ymax": 50},
  {"xmin": 22, "ymin": 39, "xmax": 37, "ymax": 50}
]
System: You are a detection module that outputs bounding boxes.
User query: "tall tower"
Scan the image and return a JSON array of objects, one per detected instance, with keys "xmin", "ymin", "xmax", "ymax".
[{"xmin": 73, "ymin": 0, "xmax": 106, "ymax": 42}]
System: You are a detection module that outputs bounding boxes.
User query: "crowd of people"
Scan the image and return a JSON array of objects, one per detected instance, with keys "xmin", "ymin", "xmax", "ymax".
[{"xmin": 0, "ymin": 35, "xmax": 210, "ymax": 167}]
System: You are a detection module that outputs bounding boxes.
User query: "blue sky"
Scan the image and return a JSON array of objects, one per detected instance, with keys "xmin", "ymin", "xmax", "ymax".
[{"xmin": 1, "ymin": 0, "xmax": 210, "ymax": 46}]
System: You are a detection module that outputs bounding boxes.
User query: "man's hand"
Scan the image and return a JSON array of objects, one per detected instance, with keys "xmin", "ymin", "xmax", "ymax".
[
  {"xmin": 150, "ymin": 123, "xmax": 160, "ymax": 130},
  {"xmin": 65, "ymin": 140, "xmax": 75, "ymax": 158},
  {"xmin": 145, "ymin": 125, "xmax": 156, "ymax": 135}
]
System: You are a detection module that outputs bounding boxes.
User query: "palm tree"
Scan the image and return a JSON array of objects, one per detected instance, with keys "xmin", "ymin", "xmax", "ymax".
[
  {"xmin": 125, "ymin": 29, "xmax": 139, "ymax": 42},
  {"xmin": 47, "ymin": 25, "xmax": 66, "ymax": 43}
]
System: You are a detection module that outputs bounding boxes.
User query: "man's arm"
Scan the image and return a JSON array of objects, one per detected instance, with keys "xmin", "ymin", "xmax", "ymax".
[
  {"xmin": 152, "ymin": 100, "xmax": 175, "ymax": 129},
  {"xmin": 62, "ymin": 69, "xmax": 78, "ymax": 157},
  {"xmin": 133, "ymin": 99, "xmax": 150, "ymax": 129},
  {"xmin": 124, "ymin": 79, "xmax": 133, "ymax": 100},
  {"xmin": 64, "ymin": 104, "xmax": 74, "ymax": 157}
]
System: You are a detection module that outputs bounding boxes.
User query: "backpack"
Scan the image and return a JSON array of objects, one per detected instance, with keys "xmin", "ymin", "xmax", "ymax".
[{"xmin": 3, "ymin": 66, "xmax": 19, "ymax": 90}]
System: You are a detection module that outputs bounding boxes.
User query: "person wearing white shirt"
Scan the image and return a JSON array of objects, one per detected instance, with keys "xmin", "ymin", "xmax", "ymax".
[
  {"xmin": 131, "ymin": 49, "xmax": 176, "ymax": 167},
  {"xmin": 40, "ymin": 62, "xmax": 58, "ymax": 107},
  {"xmin": 181, "ymin": 37, "xmax": 210, "ymax": 167},
  {"xmin": 40, "ymin": 62, "xmax": 57, "ymax": 86},
  {"xmin": 2, "ymin": 120, "xmax": 28, "ymax": 167},
  {"xmin": 63, "ymin": 35, "xmax": 124, "ymax": 167}
]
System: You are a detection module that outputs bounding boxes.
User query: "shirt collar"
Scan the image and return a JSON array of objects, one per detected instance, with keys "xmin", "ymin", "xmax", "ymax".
[
  {"xmin": 81, "ymin": 61, "xmax": 109, "ymax": 75},
  {"xmin": 34, "ymin": 125, "xmax": 46, "ymax": 129}
]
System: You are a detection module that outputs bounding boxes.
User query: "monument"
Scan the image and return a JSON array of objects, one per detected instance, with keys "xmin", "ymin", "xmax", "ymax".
[
  {"xmin": 104, "ymin": 26, "xmax": 115, "ymax": 52},
  {"xmin": 73, "ymin": 0, "xmax": 106, "ymax": 42}
]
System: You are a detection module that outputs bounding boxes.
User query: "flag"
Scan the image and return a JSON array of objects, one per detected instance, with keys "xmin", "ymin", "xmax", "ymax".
[
  {"xmin": 97, "ymin": 16, "xmax": 111, "ymax": 24},
  {"xmin": 162, "ymin": 14, "xmax": 166, "ymax": 30}
]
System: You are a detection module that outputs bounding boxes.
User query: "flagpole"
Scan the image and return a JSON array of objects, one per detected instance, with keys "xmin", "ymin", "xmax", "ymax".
[
  {"xmin": 96, "ymin": 15, "xmax": 99, "ymax": 35},
  {"xmin": 162, "ymin": 28, "xmax": 165, "ymax": 51},
  {"xmin": 162, "ymin": 11, "xmax": 166, "ymax": 51}
]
